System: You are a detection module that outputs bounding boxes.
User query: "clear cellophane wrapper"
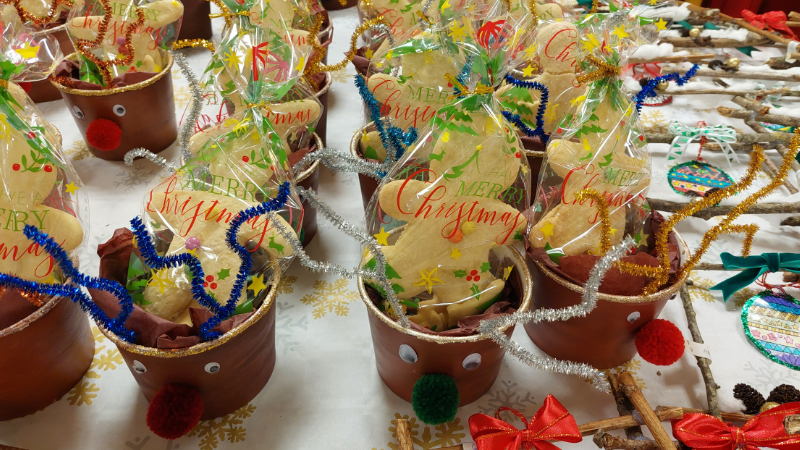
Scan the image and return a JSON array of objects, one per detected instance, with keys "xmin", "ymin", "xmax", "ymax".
[
  {"xmin": 357, "ymin": 0, "xmax": 440, "ymax": 41},
  {"xmin": 528, "ymin": 12, "xmax": 652, "ymax": 262},
  {"xmin": 0, "ymin": 0, "xmax": 72, "ymax": 30},
  {"xmin": 359, "ymin": 17, "xmax": 463, "ymax": 162},
  {"xmin": 360, "ymin": 5, "xmax": 533, "ymax": 332},
  {"xmin": 65, "ymin": 0, "xmax": 183, "ymax": 84},
  {"xmin": 208, "ymin": 0, "xmax": 322, "ymax": 154},
  {"xmin": 0, "ymin": 22, "xmax": 87, "ymax": 283}
]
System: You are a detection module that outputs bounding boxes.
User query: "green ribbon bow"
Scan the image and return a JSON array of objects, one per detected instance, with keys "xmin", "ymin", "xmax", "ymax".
[{"xmin": 710, "ymin": 252, "xmax": 800, "ymax": 301}]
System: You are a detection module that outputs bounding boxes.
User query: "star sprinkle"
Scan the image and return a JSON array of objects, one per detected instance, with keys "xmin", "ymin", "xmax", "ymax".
[
  {"xmin": 414, "ymin": 268, "xmax": 444, "ymax": 294},
  {"xmin": 570, "ymin": 94, "xmax": 586, "ymax": 108},
  {"xmin": 451, "ymin": 247, "xmax": 461, "ymax": 261},
  {"xmin": 65, "ymin": 182, "xmax": 79, "ymax": 194},
  {"xmin": 540, "ymin": 221, "xmax": 554, "ymax": 239},
  {"xmin": 223, "ymin": 49, "xmax": 242, "ymax": 69},
  {"xmin": 503, "ymin": 266, "xmax": 513, "ymax": 280},
  {"xmin": 248, "ymin": 274, "xmax": 267, "ymax": 295},
  {"xmin": 148, "ymin": 268, "xmax": 176, "ymax": 294},
  {"xmin": 582, "ymin": 33, "xmax": 600, "ymax": 53},
  {"xmin": 374, "ymin": 227, "xmax": 390, "ymax": 246},
  {"xmin": 544, "ymin": 103, "xmax": 558, "ymax": 123},
  {"xmin": 294, "ymin": 55, "xmax": 306, "ymax": 72},
  {"xmin": 522, "ymin": 64, "xmax": 536, "ymax": 77},
  {"xmin": 654, "ymin": 18, "xmax": 668, "ymax": 31},
  {"xmin": 635, "ymin": 231, "xmax": 649, "ymax": 244},
  {"xmin": 449, "ymin": 19, "xmax": 470, "ymax": 42},
  {"xmin": 522, "ymin": 43, "xmax": 539, "ymax": 60},
  {"xmin": 14, "ymin": 42, "xmax": 40, "ymax": 60},
  {"xmin": 612, "ymin": 25, "xmax": 629, "ymax": 40},
  {"xmin": 365, "ymin": 49, "xmax": 374, "ymax": 59},
  {"xmin": 440, "ymin": 0, "xmax": 451, "ymax": 12}
]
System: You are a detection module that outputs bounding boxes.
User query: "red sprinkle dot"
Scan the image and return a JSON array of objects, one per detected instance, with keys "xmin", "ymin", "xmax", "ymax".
[
  {"xmin": 475, "ymin": 276, "xmax": 481, "ymax": 282},
  {"xmin": 515, "ymin": 152, "xmax": 521, "ymax": 158},
  {"xmin": 556, "ymin": 128, "xmax": 563, "ymax": 134},
  {"xmin": 470, "ymin": 270, "xmax": 478, "ymax": 276},
  {"xmin": 12, "ymin": 164, "xmax": 20, "ymax": 171},
  {"xmin": 639, "ymin": 135, "xmax": 645, "ymax": 141},
  {"xmin": 210, "ymin": 283, "xmax": 218, "ymax": 289},
  {"xmin": 242, "ymin": 155, "xmax": 250, "ymax": 162},
  {"xmin": 43, "ymin": 166, "xmax": 52, "ymax": 172},
  {"xmin": 206, "ymin": 275, "xmax": 214, "ymax": 282},
  {"xmin": 27, "ymin": 132, "xmax": 35, "ymax": 139},
  {"xmin": 203, "ymin": 282, "xmax": 208, "ymax": 287}
]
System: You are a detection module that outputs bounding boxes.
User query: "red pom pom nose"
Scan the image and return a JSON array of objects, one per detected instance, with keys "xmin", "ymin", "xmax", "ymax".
[
  {"xmin": 146, "ymin": 383, "xmax": 204, "ymax": 440},
  {"xmin": 635, "ymin": 318, "xmax": 685, "ymax": 366},
  {"xmin": 85, "ymin": 118, "xmax": 122, "ymax": 151}
]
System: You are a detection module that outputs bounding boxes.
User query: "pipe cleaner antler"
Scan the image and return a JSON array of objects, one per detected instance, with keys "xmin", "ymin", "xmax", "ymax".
[{"xmin": 620, "ymin": 130, "xmax": 800, "ymax": 295}]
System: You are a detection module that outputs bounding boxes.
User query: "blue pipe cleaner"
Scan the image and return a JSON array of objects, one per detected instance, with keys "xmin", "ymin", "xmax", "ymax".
[
  {"xmin": 633, "ymin": 64, "xmax": 699, "ymax": 113},
  {"xmin": 0, "ymin": 225, "xmax": 138, "ymax": 342},
  {"xmin": 354, "ymin": 75, "xmax": 417, "ymax": 166},
  {"xmin": 502, "ymin": 74, "xmax": 550, "ymax": 143},
  {"xmin": 131, "ymin": 182, "xmax": 290, "ymax": 341}
]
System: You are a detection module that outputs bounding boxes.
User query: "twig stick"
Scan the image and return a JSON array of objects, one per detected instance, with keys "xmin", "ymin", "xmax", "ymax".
[
  {"xmin": 786, "ymin": 415, "xmax": 800, "ymax": 435},
  {"xmin": 745, "ymin": 121, "xmax": 800, "ymax": 174},
  {"xmin": 593, "ymin": 429, "xmax": 678, "ymax": 450},
  {"xmin": 721, "ymin": 15, "xmax": 795, "ymax": 46},
  {"xmin": 645, "ymin": 132, "xmax": 793, "ymax": 145},
  {"xmin": 646, "ymin": 198, "xmax": 800, "ymax": 219},
  {"xmin": 618, "ymin": 372, "xmax": 677, "ymax": 450},
  {"xmin": 396, "ymin": 419, "xmax": 414, "ymax": 450},
  {"xmin": 578, "ymin": 408, "xmax": 684, "ymax": 437},
  {"xmin": 608, "ymin": 373, "xmax": 644, "ymax": 439},
  {"xmin": 660, "ymin": 406, "xmax": 753, "ymax": 422},
  {"xmin": 672, "ymin": 68, "xmax": 800, "ymax": 82},
  {"xmin": 438, "ymin": 446, "xmax": 465, "ymax": 450},
  {"xmin": 628, "ymin": 54, "xmax": 716, "ymax": 64},
  {"xmin": 717, "ymin": 106, "xmax": 800, "ymax": 128},
  {"xmin": 763, "ymin": 154, "xmax": 799, "ymax": 194},
  {"xmin": 733, "ymin": 96, "xmax": 770, "ymax": 115},
  {"xmin": 659, "ymin": 36, "xmax": 771, "ymax": 48},
  {"xmin": 664, "ymin": 87, "xmax": 790, "ymax": 96},
  {"xmin": 680, "ymin": 284, "xmax": 721, "ymax": 419}
]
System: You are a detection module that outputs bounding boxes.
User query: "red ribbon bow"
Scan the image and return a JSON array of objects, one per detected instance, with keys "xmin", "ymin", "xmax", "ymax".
[
  {"xmin": 469, "ymin": 395, "xmax": 583, "ymax": 450},
  {"xmin": 741, "ymin": 10, "xmax": 798, "ymax": 39},
  {"xmin": 672, "ymin": 402, "xmax": 800, "ymax": 450}
]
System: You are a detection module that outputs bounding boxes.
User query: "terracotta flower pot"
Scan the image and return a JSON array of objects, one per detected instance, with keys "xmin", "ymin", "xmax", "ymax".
[
  {"xmin": 28, "ymin": 25, "xmax": 75, "ymax": 104},
  {"xmin": 350, "ymin": 122, "xmax": 380, "ymax": 211},
  {"xmin": 313, "ymin": 72, "xmax": 331, "ymax": 144},
  {"xmin": 522, "ymin": 137, "xmax": 545, "ymax": 194},
  {"xmin": 318, "ymin": 11, "xmax": 333, "ymax": 65},
  {"xmin": 524, "ymin": 232, "xmax": 690, "ymax": 369},
  {"xmin": 52, "ymin": 53, "xmax": 177, "ymax": 161},
  {"xmin": 0, "ymin": 290, "xmax": 94, "ymax": 420},
  {"xmin": 295, "ymin": 132, "xmax": 322, "ymax": 246},
  {"xmin": 358, "ymin": 244, "xmax": 532, "ymax": 406},
  {"xmin": 99, "ymin": 267, "xmax": 281, "ymax": 421},
  {"xmin": 176, "ymin": 0, "xmax": 212, "ymax": 41}
]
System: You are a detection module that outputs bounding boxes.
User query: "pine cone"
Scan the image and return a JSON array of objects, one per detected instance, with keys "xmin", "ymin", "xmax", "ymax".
[
  {"xmin": 766, "ymin": 384, "xmax": 800, "ymax": 405},
  {"xmin": 734, "ymin": 383, "xmax": 765, "ymax": 415}
]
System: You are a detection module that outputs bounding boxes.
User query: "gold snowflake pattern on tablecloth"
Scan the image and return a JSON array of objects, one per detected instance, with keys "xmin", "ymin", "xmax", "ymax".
[
  {"xmin": 733, "ymin": 287, "xmax": 758, "ymax": 309},
  {"xmin": 385, "ymin": 413, "xmax": 466, "ymax": 450},
  {"xmin": 597, "ymin": 358, "xmax": 647, "ymax": 390},
  {"xmin": 640, "ymin": 110, "xmax": 668, "ymax": 133},
  {"xmin": 330, "ymin": 68, "xmax": 352, "ymax": 83},
  {"xmin": 64, "ymin": 140, "xmax": 94, "ymax": 161},
  {"xmin": 65, "ymin": 326, "xmax": 123, "ymax": 405},
  {"xmin": 277, "ymin": 274, "xmax": 298, "ymax": 294},
  {"xmin": 187, "ymin": 404, "xmax": 256, "ymax": 450},
  {"xmin": 688, "ymin": 272, "xmax": 716, "ymax": 303},
  {"xmin": 174, "ymin": 85, "xmax": 193, "ymax": 108},
  {"xmin": 300, "ymin": 278, "xmax": 358, "ymax": 319}
]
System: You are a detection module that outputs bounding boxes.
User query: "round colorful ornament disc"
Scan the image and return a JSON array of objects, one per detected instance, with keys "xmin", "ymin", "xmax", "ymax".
[
  {"xmin": 667, "ymin": 161, "xmax": 734, "ymax": 197},
  {"xmin": 742, "ymin": 291, "xmax": 800, "ymax": 370}
]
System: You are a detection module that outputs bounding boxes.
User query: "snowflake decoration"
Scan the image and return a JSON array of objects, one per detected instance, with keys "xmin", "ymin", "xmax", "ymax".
[
  {"xmin": 66, "ymin": 327, "xmax": 123, "ymax": 404},
  {"xmin": 330, "ymin": 68, "xmax": 352, "ymax": 83},
  {"xmin": 640, "ymin": 110, "xmax": 668, "ymax": 133},
  {"xmin": 276, "ymin": 301, "xmax": 308, "ymax": 354},
  {"xmin": 114, "ymin": 165, "xmax": 157, "ymax": 191},
  {"xmin": 277, "ymin": 275, "xmax": 298, "ymax": 294},
  {"xmin": 174, "ymin": 85, "xmax": 193, "ymax": 108},
  {"xmin": 476, "ymin": 380, "xmax": 536, "ymax": 415},
  {"xmin": 300, "ymin": 278, "xmax": 358, "ymax": 319},
  {"xmin": 64, "ymin": 140, "xmax": 94, "ymax": 161},
  {"xmin": 66, "ymin": 381, "xmax": 99, "ymax": 406},
  {"xmin": 188, "ymin": 404, "xmax": 256, "ymax": 450},
  {"xmin": 598, "ymin": 358, "xmax": 647, "ymax": 390},
  {"xmin": 732, "ymin": 287, "xmax": 757, "ymax": 309},
  {"xmin": 687, "ymin": 272, "xmax": 716, "ymax": 303},
  {"xmin": 741, "ymin": 360, "xmax": 798, "ymax": 392},
  {"xmin": 386, "ymin": 413, "xmax": 466, "ymax": 450}
]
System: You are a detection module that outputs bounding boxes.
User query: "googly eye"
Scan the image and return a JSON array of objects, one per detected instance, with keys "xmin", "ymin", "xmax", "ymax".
[
  {"xmin": 627, "ymin": 312, "xmax": 641, "ymax": 323},
  {"xmin": 72, "ymin": 106, "xmax": 84, "ymax": 119},
  {"xmin": 462, "ymin": 353, "xmax": 481, "ymax": 371},
  {"xmin": 398, "ymin": 344, "xmax": 417, "ymax": 364},
  {"xmin": 205, "ymin": 362, "xmax": 221, "ymax": 373},
  {"xmin": 113, "ymin": 104, "xmax": 126, "ymax": 116},
  {"xmin": 132, "ymin": 360, "xmax": 147, "ymax": 374}
]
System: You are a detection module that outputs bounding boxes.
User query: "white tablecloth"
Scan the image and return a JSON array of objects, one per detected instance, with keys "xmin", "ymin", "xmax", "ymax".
[{"xmin": 2, "ymin": 9, "xmax": 800, "ymax": 450}]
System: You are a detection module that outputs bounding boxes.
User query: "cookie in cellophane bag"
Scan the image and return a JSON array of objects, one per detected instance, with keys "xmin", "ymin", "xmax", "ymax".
[
  {"xmin": 0, "ymin": 21, "xmax": 93, "ymax": 422},
  {"xmin": 528, "ymin": 12, "xmax": 652, "ymax": 261}
]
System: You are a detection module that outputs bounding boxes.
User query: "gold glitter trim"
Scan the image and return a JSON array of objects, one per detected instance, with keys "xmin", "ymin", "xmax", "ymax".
[
  {"xmin": 0, "ymin": 293, "xmax": 62, "ymax": 338},
  {"xmin": 535, "ymin": 230, "xmax": 690, "ymax": 304},
  {"xmin": 525, "ymin": 150, "xmax": 545, "ymax": 158},
  {"xmin": 205, "ymin": 0, "xmax": 238, "ymax": 28},
  {"xmin": 529, "ymin": 0, "xmax": 538, "ymax": 27},
  {"xmin": 574, "ymin": 189, "xmax": 611, "ymax": 254},
  {"xmin": 358, "ymin": 239, "xmax": 532, "ymax": 344},
  {"xmin": 295, "ymin": 132, "xmax": 323, "ymax": 183},
  {"xmin": 100, "ymin": 261, "xmax": 281, "ymax": 358},
  {"xmin": 576, "ymin": 55, "xmax": 621, "ymax": 85},
  {"xmin": 308, "ymin": 17, "xmax": 390, "ymax": 75},
  {"xmin": 0, "ymin": 80, "xmax": 7, "ymax": 89},
  {"xmin": 4, "ymin": 0, "xmax": 72, "ymax": 27},
  {"xmin": 173, "ymin": 39, "xmax": 216, "ymax": 53},
  {"xmin": 51, "ymin": 52, "xmax": 174, "ymax": 96}
]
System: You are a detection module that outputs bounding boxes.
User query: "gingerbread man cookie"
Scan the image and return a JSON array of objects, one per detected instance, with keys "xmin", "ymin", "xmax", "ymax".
[
  {"xmin": 369, "ymin": 103, "xmax": 527, "ymax": 328},
  {"xmin": 67, "ymin": 0, "xmax": 183, "ymax": 75}
]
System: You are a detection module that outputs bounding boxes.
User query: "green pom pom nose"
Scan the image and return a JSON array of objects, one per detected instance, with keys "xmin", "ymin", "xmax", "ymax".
[{"xmin": 411, "ymin": 374, "xmax": 459, "ymax": 425}]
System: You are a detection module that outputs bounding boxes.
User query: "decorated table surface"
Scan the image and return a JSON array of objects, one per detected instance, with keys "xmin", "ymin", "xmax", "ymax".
[{"xmin": 2, "ymin": 6, "xmax": 800, "ymax": 450}]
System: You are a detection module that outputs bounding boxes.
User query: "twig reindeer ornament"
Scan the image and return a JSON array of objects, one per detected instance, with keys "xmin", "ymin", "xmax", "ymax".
[
  {"xmin": 0, "ymin": 22, "xmax": 85, "ymax": 285},
  {"xmin": 66, "ymin": 0, "xmax": 183, "ymax": 85}
]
